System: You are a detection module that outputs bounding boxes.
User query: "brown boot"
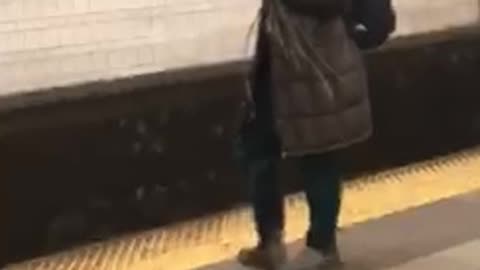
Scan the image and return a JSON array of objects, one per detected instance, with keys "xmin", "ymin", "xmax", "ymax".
[
  {"xmin": 290, "ymin": 247, "xmax": 342, "ymax": 269},
  {"xmin": 317, "ymin": 246, "xmax": 343, "ymax": 269},
  {"xmin": 290, "ymin": 239, "xmax": 342, "ymax": 270},
  {"xmin": 237, "ymin": 241, "xmax": 287, "ymax": 270}
]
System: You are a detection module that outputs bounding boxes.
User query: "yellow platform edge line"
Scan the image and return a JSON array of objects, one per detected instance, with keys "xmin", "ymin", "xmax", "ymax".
[{"xmin": 7, "ymin": 146, "xmax": 480, "ymax": 270}]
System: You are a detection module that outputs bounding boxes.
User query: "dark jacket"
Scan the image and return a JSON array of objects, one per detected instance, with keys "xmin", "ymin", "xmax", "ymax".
[{"xmin": 250, "ymin": 0, "xmax": 372, "ymax": 157}]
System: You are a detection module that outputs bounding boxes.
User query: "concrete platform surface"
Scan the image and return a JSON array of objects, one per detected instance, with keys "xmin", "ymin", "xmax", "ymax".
[
  {"xmin": 198, "ymin": 191, "xmax": 480, "ymax": 270},
  {"xmin": 387, "ymin": 240, "xmax": 480, "ymax": 270}
]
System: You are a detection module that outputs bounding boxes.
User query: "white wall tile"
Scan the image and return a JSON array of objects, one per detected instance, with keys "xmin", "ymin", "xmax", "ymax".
[{"xmin": 0, "ymin": 0, "xmax": 478, "ymax": 101}]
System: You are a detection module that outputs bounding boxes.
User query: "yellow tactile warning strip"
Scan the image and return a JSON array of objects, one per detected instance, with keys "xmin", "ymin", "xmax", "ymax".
[{"xmin": 6, "ymin": 146, "xmax": 480, "ymax": 270}]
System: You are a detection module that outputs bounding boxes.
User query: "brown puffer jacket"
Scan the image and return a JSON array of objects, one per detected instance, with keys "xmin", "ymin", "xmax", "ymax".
[{"xmin": 254, "ymin": 0, "xmax": 373, "ymax": 157}]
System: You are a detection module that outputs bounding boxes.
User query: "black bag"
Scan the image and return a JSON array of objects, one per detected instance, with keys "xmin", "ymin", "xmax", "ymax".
[{"xmin": 349, "ymin": 0, "xmax": 396, "ymax": 49}]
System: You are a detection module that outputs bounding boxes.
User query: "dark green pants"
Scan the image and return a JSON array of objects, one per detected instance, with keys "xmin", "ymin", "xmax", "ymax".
[
  {"xmin": 233, "ymin": 27, "xmax": 342, "ymax": 249},
  {"xmin": 233, "ymin": 115, "xmax": 342, "ymax": 250},
  {"xmin": 233, "ymin": 86, "xmax": 342, "ymax": 250}
]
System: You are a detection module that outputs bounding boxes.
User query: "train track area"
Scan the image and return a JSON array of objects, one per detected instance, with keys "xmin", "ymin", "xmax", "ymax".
[{"xmin": 5, "ymin": 145, "xmax": 480, "ymax": 270}]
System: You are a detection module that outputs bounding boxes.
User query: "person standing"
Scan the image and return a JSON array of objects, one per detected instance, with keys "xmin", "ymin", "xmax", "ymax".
[{"xmin": 233, "ymin": 0, "xmax": 395, "ymax": 269}]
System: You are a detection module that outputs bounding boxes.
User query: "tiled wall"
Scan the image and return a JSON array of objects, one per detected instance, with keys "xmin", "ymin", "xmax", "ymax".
[
  {"xmin": 0, "ymin": 0, "xmax": 478, "ymax": 97},
  {"xmin": 0, "ymin": 0, "xmax": 259, "ymax": 95},
  {"xmin": 393, "ymin": 0, "xmax": 479, "ymax": 36}
]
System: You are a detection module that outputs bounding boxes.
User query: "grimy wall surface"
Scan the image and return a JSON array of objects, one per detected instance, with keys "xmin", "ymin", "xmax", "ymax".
[{"xmin": 0, "ymin": 0, "xmax": 479, "ymax": 110}]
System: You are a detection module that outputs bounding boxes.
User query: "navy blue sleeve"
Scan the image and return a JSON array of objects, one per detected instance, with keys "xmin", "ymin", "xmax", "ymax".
[{"xmin": 351, "ymin": 0, "xmax": 396, "ymax": 49}]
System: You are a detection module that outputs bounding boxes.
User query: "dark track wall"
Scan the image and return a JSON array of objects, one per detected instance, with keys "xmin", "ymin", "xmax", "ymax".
[{"xmin": 1, "ymin": 31, "xmax": 480, "ymax": 264}]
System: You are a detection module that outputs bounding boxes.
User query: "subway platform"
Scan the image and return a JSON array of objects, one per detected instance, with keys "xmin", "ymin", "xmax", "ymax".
[
  {"xmin": 2, "ymin": 23, "xmax": 480, "ymax": 269},
  {"xmin": 198, "ymin": 191, "xmax": 480, "ymax": 270},
  {"xmin": 5, "ymin": 146, "xmax": 480, "ymax": 270},
  {"xmin": 2, "ymin": 1, "xmax": 480, "ymax": 269}
]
